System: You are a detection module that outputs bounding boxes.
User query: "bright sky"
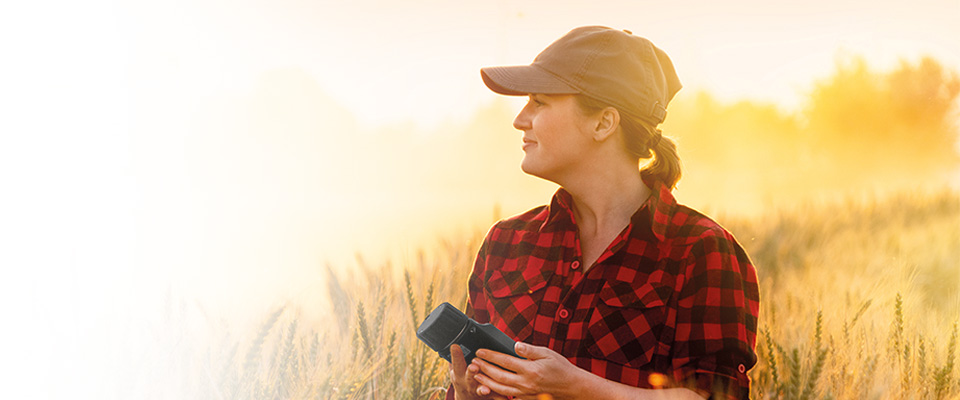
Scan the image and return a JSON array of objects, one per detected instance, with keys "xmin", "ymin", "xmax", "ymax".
[
  {"xmin": 0, "ymin": 0, "xmax": 958, "ymax": 398},
  {"xmin": 128, "ymin": 0, "xmax": 960, "ymax": 128}
]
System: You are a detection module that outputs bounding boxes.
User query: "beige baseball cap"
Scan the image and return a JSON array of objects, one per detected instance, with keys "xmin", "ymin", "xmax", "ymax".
[{"xmin": 481, "ymin": 26, "xmax": 682, "ymax": 126}]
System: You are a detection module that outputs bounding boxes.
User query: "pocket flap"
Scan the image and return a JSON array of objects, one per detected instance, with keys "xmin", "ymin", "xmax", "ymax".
[
  {"xmin": 486, "ymin": 269, "xmax": 551, "ymax": 298},
  {"xmin": 599, "ymin": 281, "xmax": 669, "ymax": 308}
]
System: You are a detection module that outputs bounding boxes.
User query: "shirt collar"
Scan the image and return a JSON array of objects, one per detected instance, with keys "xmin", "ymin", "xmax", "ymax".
[{"xmin": 539, "ymin": 174, "xmax": 676, "ymax": 242}]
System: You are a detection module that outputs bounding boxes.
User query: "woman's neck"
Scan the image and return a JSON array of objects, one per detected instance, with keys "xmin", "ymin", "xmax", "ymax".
[{"xmin": 563, "ymin": 164, "xmax": 651, "ymax": 237}]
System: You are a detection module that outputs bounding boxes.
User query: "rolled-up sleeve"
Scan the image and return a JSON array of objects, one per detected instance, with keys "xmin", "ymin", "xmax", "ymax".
[{"xmin": 671, "ymin": 230, "xmax": 760, "ymax": 399}]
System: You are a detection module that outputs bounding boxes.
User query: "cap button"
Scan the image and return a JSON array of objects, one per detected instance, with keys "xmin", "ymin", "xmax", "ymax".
[{"xmin": 622, "ymin": 29, "xmax": 632, "ymax": 35}]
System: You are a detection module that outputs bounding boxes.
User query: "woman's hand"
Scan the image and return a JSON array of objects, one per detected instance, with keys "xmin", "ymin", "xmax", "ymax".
[
  {"xmin": 449, "ymin": 344, "xmax": 510, "ymax": 400},
  {"xmin": 470, "ymin": 342, "xmax": 594, "ymax": 400}
]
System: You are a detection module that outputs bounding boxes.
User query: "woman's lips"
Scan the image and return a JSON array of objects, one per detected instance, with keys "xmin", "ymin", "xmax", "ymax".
[{"xmin": 522, "ymin": 138, "xmax": 537, "ymax": 150}]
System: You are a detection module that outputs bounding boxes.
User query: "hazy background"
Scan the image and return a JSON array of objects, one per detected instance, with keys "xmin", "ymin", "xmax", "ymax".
[{"xmin": 0, "ymin": 0, "xmax": 958, "ymax": 398}]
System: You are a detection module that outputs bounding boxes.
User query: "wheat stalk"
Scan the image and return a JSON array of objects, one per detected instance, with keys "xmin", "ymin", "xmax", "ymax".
[
  {"xmin": 891, "ymin": 293, "xmax": 905, "ymax": 364},
  {"xmin": 934, "ymin": 322, "xmax": 958, "ymax": 399},
  {"xmin": 241, "ymin": 305, "xmax": 284, "ymax": 397},
  {"xmin": 800, "ymin": 310, "xmax": 827, "ymax": 400}
]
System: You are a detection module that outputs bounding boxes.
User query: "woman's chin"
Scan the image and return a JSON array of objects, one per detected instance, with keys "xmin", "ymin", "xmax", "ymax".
[
  {"xmin": 520, "ymin": 160, "xmax": 551, "ymax": 181},
  {"xmin": 519, "ymin": 159, "xmax": 537, "ymax": 176}
]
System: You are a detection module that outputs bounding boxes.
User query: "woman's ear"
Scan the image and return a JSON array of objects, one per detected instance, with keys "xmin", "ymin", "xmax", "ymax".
[{"xmin": 591, "ymin": 107, "xmax": 620, "ymax": 142}]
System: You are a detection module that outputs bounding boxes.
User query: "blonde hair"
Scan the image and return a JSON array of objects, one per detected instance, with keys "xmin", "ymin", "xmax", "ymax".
[{"xmin": 575, "ymin": 95, "xmax": 682, "ymax": 190}]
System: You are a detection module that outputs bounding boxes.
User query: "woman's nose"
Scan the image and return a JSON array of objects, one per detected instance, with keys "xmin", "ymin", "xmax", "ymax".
[{"xmin": 513, "ymin": 107, "xmax": 532, "ymax": 131}]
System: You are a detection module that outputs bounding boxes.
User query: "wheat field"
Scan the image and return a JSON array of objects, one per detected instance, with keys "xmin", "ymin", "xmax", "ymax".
[{"xmin": 157, "ymin": 187, "xmax": 959, "ymax": 400}]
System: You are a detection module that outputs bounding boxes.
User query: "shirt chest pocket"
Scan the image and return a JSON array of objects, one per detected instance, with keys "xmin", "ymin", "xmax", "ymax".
[
  {"xmin": 483, "ymin": 269, "xmax": 551, "ymax": 342},
  {"xmin": 586, "ymin": 280, "xmax": 671, "ymax": 369}
]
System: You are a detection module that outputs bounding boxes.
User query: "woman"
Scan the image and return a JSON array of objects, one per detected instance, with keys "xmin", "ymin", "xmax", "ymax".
[{"xmin": 447, "ymin": 26, "xmax": 759, "ymax": 400}]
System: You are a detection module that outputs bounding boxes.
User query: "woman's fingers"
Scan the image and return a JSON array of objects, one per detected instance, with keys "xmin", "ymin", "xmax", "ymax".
[
  {"xmin": 478, "ymin": 384, "xmax": 511, "ymax": 400},
  {"xmin": 451, "ymin": 345, "xmax": 467, "ymax": 375},
  {"xmin": 451, "ymin": 345, "xmax": 484, "ymax": 399},
  {"xmin": 471, "ymin": 357, "xmax": 523, "ymax": 388},
  {"xmin": 452, "ymin": 345, "xmax": 512, "ymax": 400},
  {"xmin": 478, "ymin": 387, "xmax": 510, "ymax": 400},
  {"xmin": 475, "ymin": 348, "xmax": 527, "ymax": 372},
  {"xmin": 473, "ymin": 372, "xmax": 525, "ymax": 398},
  {"xmin": 470, "ymin": 343, "xmax": 580, "ymax": 399}
]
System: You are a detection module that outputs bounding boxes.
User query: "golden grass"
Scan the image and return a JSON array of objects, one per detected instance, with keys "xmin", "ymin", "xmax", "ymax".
[{"xmin": 172, "ymin": 187, "xmax": 959, "ymax": 399}]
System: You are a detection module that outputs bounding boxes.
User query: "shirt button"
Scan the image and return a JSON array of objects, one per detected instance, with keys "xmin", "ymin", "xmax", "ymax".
[
  {"xmin": 558, "ymin": 309, "xmax": 569, "ymax": 319},
  {"xmin": 571, "ymin": 261, "xmax": 580, "ymax": 270},
  {"xmin": 738, "ymin": 364, "xmax": 746, "ymax": 374}
]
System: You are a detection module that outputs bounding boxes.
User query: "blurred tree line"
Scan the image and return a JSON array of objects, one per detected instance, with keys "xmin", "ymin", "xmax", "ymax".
[
  {"xmin": 244, "ymin": 56, "xmax": 960, "ymax": 221},
  {"xmin": 660, "ymin": 56, "xmax": 960, "ymax": 211}
]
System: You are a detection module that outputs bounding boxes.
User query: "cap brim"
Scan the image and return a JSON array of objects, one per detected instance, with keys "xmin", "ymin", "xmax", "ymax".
[{"xmin": 481, "ymin": 65, "xmax": 579, "ymax": 96}]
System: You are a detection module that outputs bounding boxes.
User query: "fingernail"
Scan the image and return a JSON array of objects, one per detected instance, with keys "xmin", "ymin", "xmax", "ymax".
[
  {"xmin": 475, "ymin": 349, "xmax": 485, "ymax": 358},
  {"xmin": 516, "ymin": 342, "xmax": 526, "ymax": 353}
]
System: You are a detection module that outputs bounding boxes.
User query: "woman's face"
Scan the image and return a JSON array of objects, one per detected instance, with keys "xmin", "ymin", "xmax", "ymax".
[{"xmin": 513, "ymin": 94, "xmax": 595, "ymax": 183}]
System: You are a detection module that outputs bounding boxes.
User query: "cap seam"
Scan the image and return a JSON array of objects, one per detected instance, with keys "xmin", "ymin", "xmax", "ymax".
[{"xmin": 573, "ymin": 31, "xmax": 612, "ymax": 88}]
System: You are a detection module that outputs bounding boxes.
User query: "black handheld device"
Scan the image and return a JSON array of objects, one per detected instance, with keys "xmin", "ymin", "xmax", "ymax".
[{"xmin": 416, "ymin": 302, "xmax": 523, "ymax": 364}]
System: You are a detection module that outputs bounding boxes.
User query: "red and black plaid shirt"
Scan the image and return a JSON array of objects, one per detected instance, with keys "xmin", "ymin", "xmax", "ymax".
[{"xmin": 451, "ymin": 175, "xmax": 759, "ymax": 400}]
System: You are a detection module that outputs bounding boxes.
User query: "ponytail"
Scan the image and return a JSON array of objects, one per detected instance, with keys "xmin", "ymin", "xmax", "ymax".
[
  {"xmin": 640, "ymin": 131, "xmax": 682, "ymax": 191},
  {"xmin": 576, "ymin": 95, "xmax": 682, "ymax": 190}
]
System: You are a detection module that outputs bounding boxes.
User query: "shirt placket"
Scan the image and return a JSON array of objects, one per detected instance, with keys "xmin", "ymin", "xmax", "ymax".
[
  {"xmin": 547, "ymin": 223, "xmax": 634, "ymax": 351},
  {"xmin": 547, "ymin": 231, "xmax": 578, "ymax": 350}
]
